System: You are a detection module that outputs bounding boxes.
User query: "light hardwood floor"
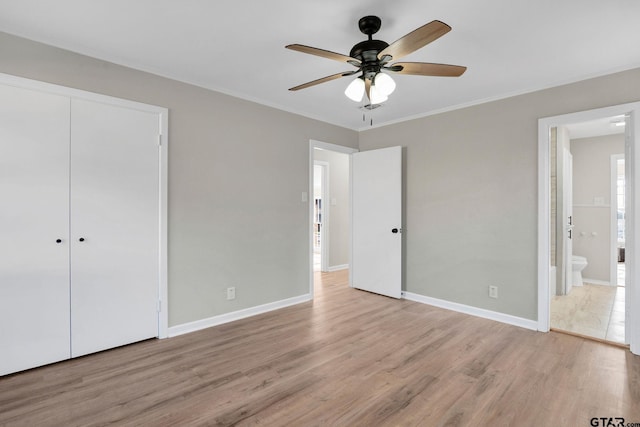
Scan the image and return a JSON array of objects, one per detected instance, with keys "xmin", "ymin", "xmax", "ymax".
[{"xmin": 1, "ymin": 270, "xmax": 639, "ymax": 426}]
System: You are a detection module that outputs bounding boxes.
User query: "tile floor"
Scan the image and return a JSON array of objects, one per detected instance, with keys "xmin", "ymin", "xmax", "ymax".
[
  {"xmin": 617, "ymin": 262, "xmax": 625, "ymax": 286},
  {"xmin": 313, "ymin": 251, "xmax": 321, "ymax": 271},
  {"xmin": 551, "ymin": 283, "xmax": 625, "ymax": 344}
]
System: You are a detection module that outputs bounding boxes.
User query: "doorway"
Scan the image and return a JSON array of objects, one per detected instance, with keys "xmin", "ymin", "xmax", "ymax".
[
  {"xmin": 309, "ymin": 140, "xmax": 357, "ymax": 295},
  {"xmin": 538, "ymin": 102, "xmax": 640, "ymax": 355},
  {"xmin": 549, "ymin": 120, "xmax": 626, "ymax": 344}
]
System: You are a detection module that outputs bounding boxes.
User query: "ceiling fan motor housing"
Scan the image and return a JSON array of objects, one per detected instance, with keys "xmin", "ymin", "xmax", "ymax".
[
  {"xmin": 351, "ymin": 16, "xmax": 389, "ymax": 80},
  {"xmin": 350, "ymin": 40, "xmax": 389, "ymax": 79}
]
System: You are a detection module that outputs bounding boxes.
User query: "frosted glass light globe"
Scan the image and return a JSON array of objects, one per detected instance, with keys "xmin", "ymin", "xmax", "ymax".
[
  {"xmin": 344, "ymin": 77, "xmax": 365, "ymax": 102},
  {"xmin": 369, "ymin": 84, "xmax": 388, "ymax": 104},
  {"xmin": 374, "ymin": 72, "xmax": 396, "ymax": 96}
]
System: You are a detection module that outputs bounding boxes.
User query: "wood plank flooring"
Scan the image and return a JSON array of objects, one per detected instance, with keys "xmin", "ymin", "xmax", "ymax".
[{"xmin": 1, "ymin": 270, "xmax": 639, "ymax": 426}]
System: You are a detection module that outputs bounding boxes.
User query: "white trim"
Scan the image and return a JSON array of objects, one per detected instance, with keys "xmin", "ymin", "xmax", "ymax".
[
  {"xmin": 0, "ymin": 72, "xmax": 170, "ymax": 340},
  {"xmin": 168, "ymin": 294, "xmax": 312, "ymax": 337},
  {"xmin": 573, "ymin": 204, "xmax": 611, "ymax": 208},
  {"xmin": 158, "ymin": 107, "xmax": 169, "ymax": 339},
  {"xmin": 611, "ymin": 154, "xmax": 625, "ymax": 287},
  {"xmin": 538, "ymin": 120, "xmax": 552, "ymax": 331},
  {"xmin": 314, "ymin": 160, "xmax": 330, "ymax": 272},
  {"xmin": 328, "ymin": 264, "xmax": 349, "ymax": 272},
  {"xmin": 349, "ymin": 154, "xmax": 354, "ymax": 288},
  {"xmin": 625, "ymin": 113, "xmax": 635, "ymax": 347},
  {"xmin": 311, "ymin": 139, "xmax": 359, "ymax": 154},
  {"xmin": 0, "ymin": 72, "xmax": 166, "ymax": 115},
  {"xmin": 402, "ymin": 292, "xmax": 538, "ymax": 331},
  {"xmin": 538, "ymin": 102, "xmax": 640, "ymax": 355},
  {"xmin": 11, "ymin": 28, "xmax": 639, "ymax": 132},
  {"xmin": 357, "ymin": 63, "xmax": 640, "ymax": 131}
]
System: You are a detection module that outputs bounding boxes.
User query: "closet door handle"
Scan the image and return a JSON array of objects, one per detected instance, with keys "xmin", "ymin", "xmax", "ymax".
[{"xmin": 79, "ymin": 237, "xmax": 85, "ymax": 242}]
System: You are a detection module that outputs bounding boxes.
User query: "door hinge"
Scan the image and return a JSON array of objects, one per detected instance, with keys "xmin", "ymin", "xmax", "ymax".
[
  {"xmin": 158, "ymin": 135, "xmax": 162, "ymax": 146},
  {"xmin": 157, "ymin": 300, "xmax": 161, "ymax": 313}
]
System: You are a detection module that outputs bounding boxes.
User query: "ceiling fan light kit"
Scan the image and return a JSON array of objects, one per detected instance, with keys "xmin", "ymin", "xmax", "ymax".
[
  {"xmin": 345, "ymin": 77, "xmax": 365, "ymax": 102},
  {"xmin": 373, "ymin": 72, "xmax": 396, "ymax": 96},
  {"xmin": 368, "ymin": 84, "xmax": 388, "ymax": 104},
  {"xmin": 286, "ymin": 15, "xmax": 466, "ymax": 109}
]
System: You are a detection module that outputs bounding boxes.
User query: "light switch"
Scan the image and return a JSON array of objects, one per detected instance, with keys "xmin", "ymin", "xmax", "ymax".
[
  {"xmin": 301, "ymin": 192, "xmax": 308, "ymax": 202},
  {"xmin": 331, "ymin": 198, "xmax": 337, "ymax": 206},
  {"xmin": 594, "ymin": 196, "xmax": 605, "ymax": 206}
]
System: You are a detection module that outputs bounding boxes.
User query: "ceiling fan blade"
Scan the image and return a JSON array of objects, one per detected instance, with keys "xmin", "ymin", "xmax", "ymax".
[
  {"xmin": 288, "ymin": 71, "xmax": 358, "ymax": 91},
  {"xmin": 378, "ymin": 20, "xmax": 451, "ymax": 61},
  {"xmin": 388, "ymin": 62, "xmax": 467, "ymax": 77},
  {"xmin": 286, "ymin": 44, "xmax": 361, "ymax": 66}
]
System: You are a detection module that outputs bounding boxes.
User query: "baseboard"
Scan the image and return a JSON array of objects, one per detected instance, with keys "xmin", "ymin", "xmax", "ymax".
[
  {"xmin": 168, "ymin": 293, "xmax": 312, "ymax": 337},
  {"xmin": 582, "ymin": 278, "xmax": 613, "ymax": 286},
  {"xmin": 328, "ymin": 264, "xmax": 349, "ymax": 272},
  {"xmin": 402, "ymin": 291, "xmax": 538, "ymax": 331}
]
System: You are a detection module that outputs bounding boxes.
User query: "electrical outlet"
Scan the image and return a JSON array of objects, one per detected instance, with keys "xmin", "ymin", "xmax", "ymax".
[
  {"xmin": 489, "ymin": 285, "xmax": 498, "ymax": 299},
  {"xmin": 227, "ymin": 287, "xmax": 236, "ymax": 300}
]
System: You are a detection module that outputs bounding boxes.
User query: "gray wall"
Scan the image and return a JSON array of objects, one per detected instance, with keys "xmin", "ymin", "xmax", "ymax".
[
  {"xmin": 571, "ymin": 134, "xmax": 625, "ymax": 283},
  {"xmin": 314, "ymin": 149, "xmax": 350, "ymax": 269},
  {"xmin": 359, "ymin": 68, "xmax": 640, "ymax": 321},
  {"xmin": 2, "ymin": 29, "xmax": 640, "ymax": 326},
  {"xmin": 0, "ymin": 31, "xmax": 358, "ymax": 327}
]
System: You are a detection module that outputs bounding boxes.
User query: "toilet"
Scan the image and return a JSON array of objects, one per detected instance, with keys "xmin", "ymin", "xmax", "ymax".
[{"xmin": 572, "ymin": 255, "xmax": 588, "ymax": 287}]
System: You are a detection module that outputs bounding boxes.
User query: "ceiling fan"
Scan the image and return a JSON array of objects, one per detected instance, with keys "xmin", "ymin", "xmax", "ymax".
[{"xmin": 286, "ymin": 15, "xmax": 466, "ymax": 107}]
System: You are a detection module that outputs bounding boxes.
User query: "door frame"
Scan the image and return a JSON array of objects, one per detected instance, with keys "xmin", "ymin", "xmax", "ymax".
[
  {"xmin": 611, "ymin": 153, "xmax": 625, "ymax": 287},
  {"xmin": 313, "ymin": 160, "xmax": 330, "ymax": 272},
  {"xmin": 538, "ymin": 102, "xmax": 639, "ymax": 354},
  {"xmin": 309, "ymin": 140, "xmax": 358, "ymax": 295},
  {"xmin": 0, "ymin": 72, "xmax": 169, "ymax": 339},
  {"xmin": 562, "ymin": 148, "xmax": 573, "ymax": 295}
]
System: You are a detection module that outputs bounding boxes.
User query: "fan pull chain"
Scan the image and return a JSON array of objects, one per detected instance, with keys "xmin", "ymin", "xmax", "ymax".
[{"xmin": 361, "ymin": 110, "xmax": 374, "ymax": 126}]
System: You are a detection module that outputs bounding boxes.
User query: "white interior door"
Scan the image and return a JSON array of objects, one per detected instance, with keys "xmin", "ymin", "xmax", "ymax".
[
  {"xmin": 70, "ymin": 99, "xmax": 160, "ymax": 357},
  {"xmin": 0, "ymin": 85, "xmax": 71, "ymax": 375},
  {"xmin": 352, "ymin": 146, "xmax": 402, "ymax": 298}
]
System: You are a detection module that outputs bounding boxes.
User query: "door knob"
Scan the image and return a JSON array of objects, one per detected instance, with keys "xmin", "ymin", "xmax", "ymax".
[
  {"xmin": 392, "ymin": 228, "xmax": 400, "ymax": 234},
  {"xmin": 79, "ymin": 237, "xmax": 85, "ymax": 242},
  {"xmin": 56, "ymin": 239, "xmax": 62, "ymax": 243}
]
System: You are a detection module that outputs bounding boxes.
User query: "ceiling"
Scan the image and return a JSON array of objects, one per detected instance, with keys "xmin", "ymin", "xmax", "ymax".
[
  {"xmin": 1, "ymin": 0, "xmax": 639, "ymax": 131},
  {"xmin": 565, "ymin": 115, "xmax": 626, "ymax": 140}
]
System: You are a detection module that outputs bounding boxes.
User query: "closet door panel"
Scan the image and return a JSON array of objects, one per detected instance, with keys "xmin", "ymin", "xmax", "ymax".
[
  {"xmin": 0, "ymin": 85, "xmax": 71, "ymax": 375},
  {"xmin": 70, "ymin": 99, "xmax": 159, "ymax": 357}
]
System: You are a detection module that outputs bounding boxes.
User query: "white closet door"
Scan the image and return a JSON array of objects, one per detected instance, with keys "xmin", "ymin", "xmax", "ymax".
[
  {"xmin": 70, "ymin": 99, "xmax": 159, "ymax": 357},
  {"xmin": 0, "ymin": 85, "xmax": 71, "ymax": 375}
]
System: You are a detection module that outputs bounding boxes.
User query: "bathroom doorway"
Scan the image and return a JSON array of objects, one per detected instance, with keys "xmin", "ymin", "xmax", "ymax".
[{"xmin": 545, "ymin": 113, "xmax": 629, "ymax": 345}]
